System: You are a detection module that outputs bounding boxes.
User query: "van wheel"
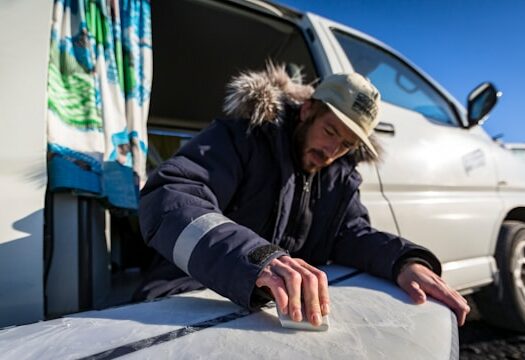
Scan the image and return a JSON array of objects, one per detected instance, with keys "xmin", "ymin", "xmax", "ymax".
[{"xmin": 474, "ymin": 220, "xmax": 525, "ymax": 332}]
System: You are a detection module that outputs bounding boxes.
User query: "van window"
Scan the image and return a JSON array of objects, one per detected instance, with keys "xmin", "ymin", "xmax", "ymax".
[
  {"xmin": 510, "ymin": 147, "xmax": 525, "ymax": 161},
  {"xmin": 332, "ymin": 29, "xmax": 458, "ymax": 126},
  {"xmin": 149, "ymin": 0, "xmax": 317, "ymax": 133}
]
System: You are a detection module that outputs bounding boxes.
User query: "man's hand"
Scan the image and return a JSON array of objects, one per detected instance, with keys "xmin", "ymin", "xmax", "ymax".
[
  {"xmin": 255, "ymin": 256, "xmax": 329, "ymax": 327},
  {"xmin": 396, "ymin": 262, "xmax": 471, "ymax": 326}
]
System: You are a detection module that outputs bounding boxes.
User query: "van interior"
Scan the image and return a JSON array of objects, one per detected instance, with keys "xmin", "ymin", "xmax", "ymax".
[{"xmin": 44, "ymin": 0, "xmax": 318, "ymax": 318}]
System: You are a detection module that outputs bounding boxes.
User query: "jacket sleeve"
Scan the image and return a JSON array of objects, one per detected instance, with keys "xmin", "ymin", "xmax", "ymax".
[
  {"xmin": 330, "ymin": 171, "xmax": 442, "ymax": 281},
  {"xmin": 139, "ymin": 119, "xmax": 286, "ymax": 309}
]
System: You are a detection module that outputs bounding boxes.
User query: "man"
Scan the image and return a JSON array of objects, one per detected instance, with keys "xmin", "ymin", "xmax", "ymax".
[{"xmin": 137, "ymin": 63, "xmax": 470, "ymax": 327}]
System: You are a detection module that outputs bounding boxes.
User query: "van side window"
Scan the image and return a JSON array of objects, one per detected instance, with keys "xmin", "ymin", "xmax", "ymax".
[{"xmin": 332, "ymin": 29, "xmax": 458, "ymax": 126}]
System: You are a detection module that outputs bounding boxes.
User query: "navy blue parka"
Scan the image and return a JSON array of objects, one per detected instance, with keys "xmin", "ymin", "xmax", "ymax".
[{"xmin": 138, "ymin": 65, "xmax": 441, "ymax": 309}]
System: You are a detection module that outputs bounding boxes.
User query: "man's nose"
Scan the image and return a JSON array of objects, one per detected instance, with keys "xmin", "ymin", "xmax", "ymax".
[{"xmin": 324, "ymin": 141, "xmax": 340, "ymax": 159}]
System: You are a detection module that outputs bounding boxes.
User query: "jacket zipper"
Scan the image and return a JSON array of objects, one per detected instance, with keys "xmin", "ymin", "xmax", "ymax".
[
  {"xmin": 303, "ymin": 176, "xmax": 311, "ymax": 193},
  {"xmin": 283, "ymin": 173, "xmax": 313, "ymax": 249}
]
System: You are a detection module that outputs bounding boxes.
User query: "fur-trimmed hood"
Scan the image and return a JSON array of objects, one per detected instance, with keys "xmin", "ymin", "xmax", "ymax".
[
  {"xmin": 223, "ymin": 62, "xmax": 313, "ymax": 127},
  {"xmin": 223, "ymin": 62, "xmax": 382, "ymax": 163}
]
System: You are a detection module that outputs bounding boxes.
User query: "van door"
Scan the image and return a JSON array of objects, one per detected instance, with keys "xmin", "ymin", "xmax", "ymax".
[
  {"xmin": 299, "ymin": 14, "xmax": 400, "ymax": 235},
  {"xmin": 308, "ymin": 14, "xmax": 504, "ymax": 289},
  {"xmin": 0, "ymin": 1, "xmax": 53, "ymax": 327}
]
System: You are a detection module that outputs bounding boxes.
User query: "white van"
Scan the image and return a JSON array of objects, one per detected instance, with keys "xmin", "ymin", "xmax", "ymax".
[
  {"xmin": 1, "ymin": 0, "xmax": 525, "ymax": 335},
  {"xmin": 506, "ymin": 143, "xmax": 525, "ymax": 161}
]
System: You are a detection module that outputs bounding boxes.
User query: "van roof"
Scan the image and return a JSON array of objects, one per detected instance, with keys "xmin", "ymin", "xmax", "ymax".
[{"xmin": 228, "ymin": 0, "xmax": 303, "ymax": 20}]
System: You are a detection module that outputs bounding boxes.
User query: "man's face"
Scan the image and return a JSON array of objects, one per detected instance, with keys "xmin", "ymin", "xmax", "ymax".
[{"xmin": 296, "ymin": 102, "xmax": 360, "ymax": 174}]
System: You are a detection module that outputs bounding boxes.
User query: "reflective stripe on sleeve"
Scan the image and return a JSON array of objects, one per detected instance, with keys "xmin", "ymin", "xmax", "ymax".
[{"xmin": 172, "ymin": 212, "xmax": 233, "ymax": 275}]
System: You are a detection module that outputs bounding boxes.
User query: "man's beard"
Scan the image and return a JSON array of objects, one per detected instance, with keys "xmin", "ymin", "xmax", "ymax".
[{"xmin": 293, "ymin": 116, "xmax": 328, "ymax": 174}]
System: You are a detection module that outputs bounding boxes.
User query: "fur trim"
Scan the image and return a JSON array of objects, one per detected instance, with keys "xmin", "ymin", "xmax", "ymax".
[
  {"xmin": 223, "ymin": 61, "xmax": 314, "ymax": 128},
  {"xmin": 353, "ymin": 133, "xmax": 383, "ymax": 164}
]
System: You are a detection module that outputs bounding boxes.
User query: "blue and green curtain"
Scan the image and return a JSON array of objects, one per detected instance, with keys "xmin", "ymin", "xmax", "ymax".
[{"xmin": 47, "ymin": 0, "xmax": 152, "ymax": 209}]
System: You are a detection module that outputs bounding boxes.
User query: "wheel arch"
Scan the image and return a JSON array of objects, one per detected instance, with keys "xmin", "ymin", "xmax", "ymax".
[
  {"xmin": 474, "ymin": 218, "xmax": 525, "ymax": 331},
  {"xmin": 486, "ymin": 208, "xmax": 525, "ymax": 257},
  {"xmin": 505, "ymin": 207, "xmax": 525, "ymax": 223}
]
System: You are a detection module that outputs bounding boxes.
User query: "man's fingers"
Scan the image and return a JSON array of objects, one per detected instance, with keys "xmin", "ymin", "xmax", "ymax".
[
  {"xmin": 397, "ymin": 263, "xmax": 471, "ymax": 326},
  {"xmin": 270, "ymin": 260, "xmax": 303, "ymax": 322},
  {"xmin": 284, "ymin": 258, "xmax": 326, "ymax": 326},
  {"xmin": 435, "ymin": 291, "xmax": 470, "ymax": 326},
  {"xmin": 255, "ymin": 256, "xmax": 331, "ymax": 326},
  {"xmin": 405, "ymin": 281, "xmax": 427, "ymax": 304},
  {"xmin": 255, "ymin": 266, "xmax": 289, "ymax": 314},
  {"xmin": 455, "ymin": 304, "xmax": 469, "ymax": 326},
  {"xmin": 409, "ymin": 280, "xmax": 469, "ymax": 326},
  {"xmin": 270, "ymin": 281, "xmax": 290, "ymax": 315},
  {"xmin": 266, "ymin": 256, "xmax": 330, "ymax": 326},
  {"xmin": 424, "ymin": 282, "xmax": 470, "ymax": 326},
  {"xmin": 295, "ymin": 266, "xmax": 322, "ymax": 326},
  {"xmin": 294, "ymin": 259, "xmax": 330, "ymax": 316}
]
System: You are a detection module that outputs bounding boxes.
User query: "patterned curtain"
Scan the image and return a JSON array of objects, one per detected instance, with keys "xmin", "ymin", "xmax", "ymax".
[{"xmin": 47, "ymin": 0, "xmax": 152, "ymax": 210}]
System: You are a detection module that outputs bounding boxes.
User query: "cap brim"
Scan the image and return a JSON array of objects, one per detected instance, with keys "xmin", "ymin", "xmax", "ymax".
[{"xmin": 324, "ymin": 103, "xmax": 378, "ymax": 158}]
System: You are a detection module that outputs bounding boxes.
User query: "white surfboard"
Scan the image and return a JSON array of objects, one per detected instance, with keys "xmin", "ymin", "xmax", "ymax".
[{"xmin": 0, "ymin": 265, "xmax": 458, "ymax": 359}]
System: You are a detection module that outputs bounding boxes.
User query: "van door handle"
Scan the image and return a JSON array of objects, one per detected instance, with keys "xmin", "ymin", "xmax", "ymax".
[{"xmin": 374, "ymin": 122, "xmax": 395, "ymax": 135}]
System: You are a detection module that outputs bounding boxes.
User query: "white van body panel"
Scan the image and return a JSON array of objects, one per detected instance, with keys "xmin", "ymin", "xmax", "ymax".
[{"xmin": 0, "ymin": 1, "xmax": 53, "ymax": 327}]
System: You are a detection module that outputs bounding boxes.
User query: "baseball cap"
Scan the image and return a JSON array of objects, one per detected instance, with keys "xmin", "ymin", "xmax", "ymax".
[{"xmin": 311, "ymin": 73, "xmax": 381, "ymax": 157}]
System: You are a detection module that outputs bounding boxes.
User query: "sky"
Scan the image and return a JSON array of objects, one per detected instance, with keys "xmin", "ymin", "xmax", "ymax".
[{"xmin": 277, "ymin": 0, "xmax": 525, "ymax": 144}]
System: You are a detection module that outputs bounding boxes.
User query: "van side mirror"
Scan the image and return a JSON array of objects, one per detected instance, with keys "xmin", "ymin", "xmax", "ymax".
[{"xmin": 466, "ymin": 82, "xmax": 501, "ymax": 128}]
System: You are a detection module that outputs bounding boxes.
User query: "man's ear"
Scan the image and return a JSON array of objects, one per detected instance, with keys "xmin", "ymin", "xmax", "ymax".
[{"xmin": 299, "ymin": 100, "xmax": 313, "ymax": 123}]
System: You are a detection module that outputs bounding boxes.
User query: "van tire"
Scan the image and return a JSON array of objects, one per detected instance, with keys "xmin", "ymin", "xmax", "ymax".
[{"xmin": 474, "ymin": 220, "xmax": 525, "ymax": 332}]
